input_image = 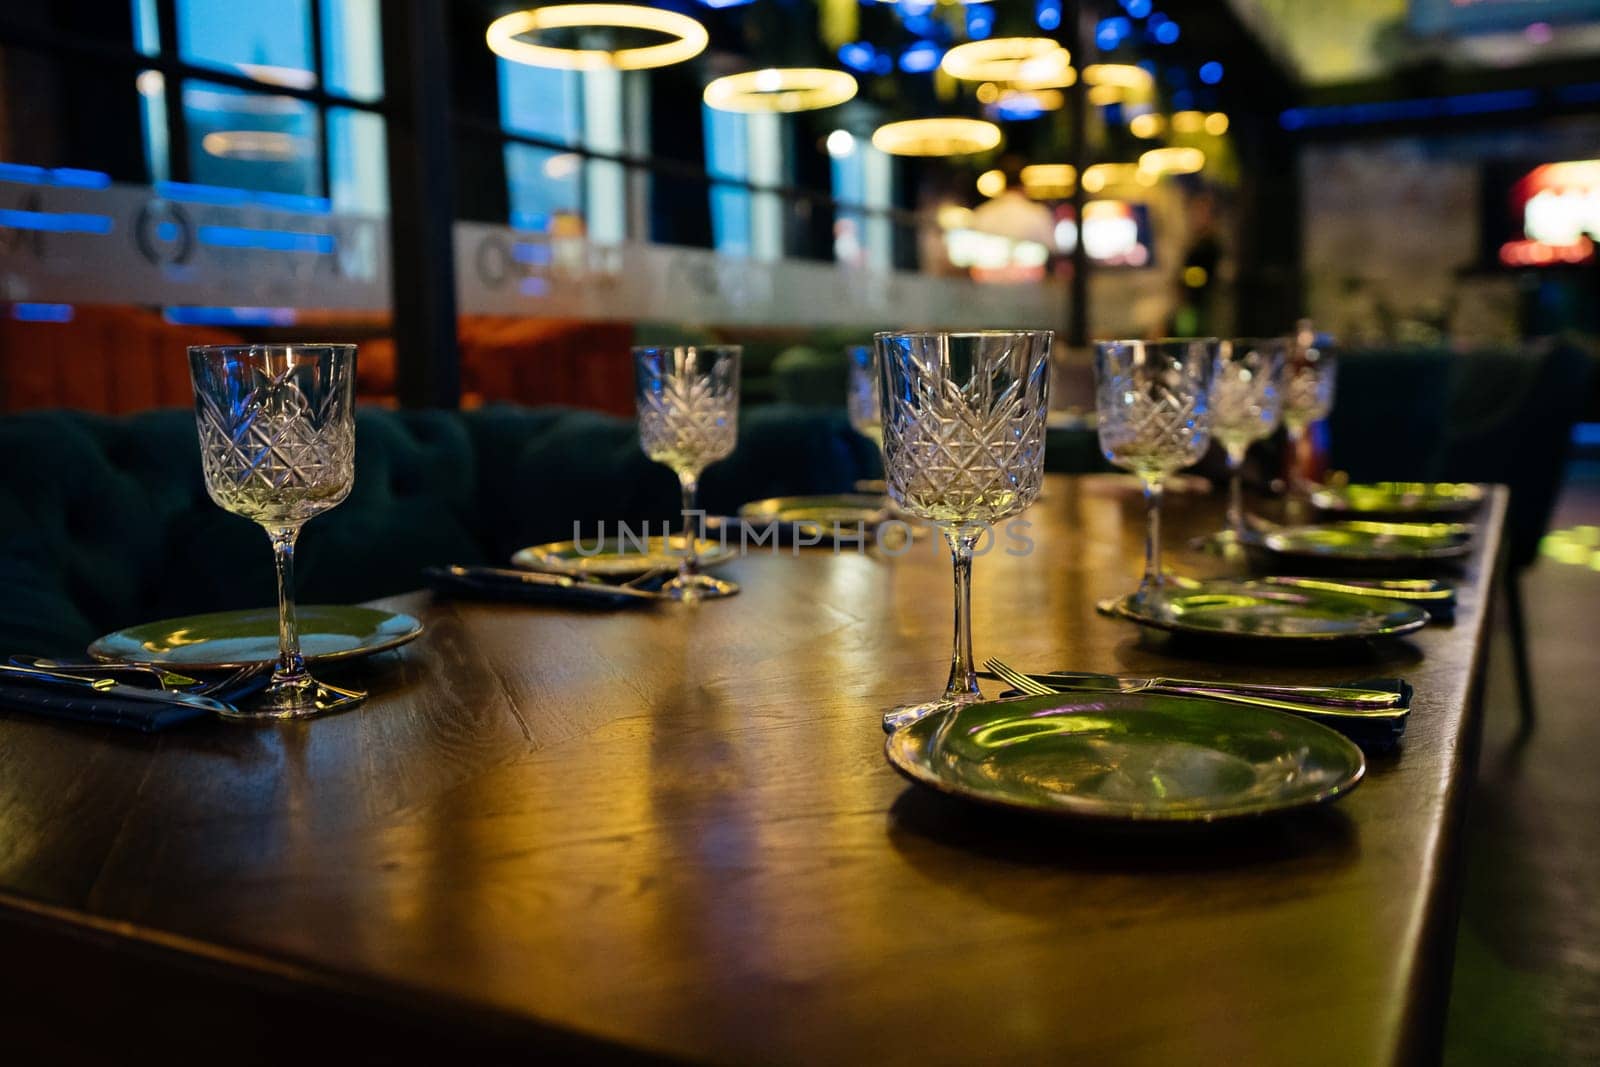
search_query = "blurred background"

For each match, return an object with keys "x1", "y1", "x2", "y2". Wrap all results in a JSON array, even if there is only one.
[{"x1": 0, "y1": 0, "x2": 1595, "y2": 418}]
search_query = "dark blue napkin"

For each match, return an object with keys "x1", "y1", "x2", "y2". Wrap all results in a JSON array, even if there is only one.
[{"x1": 0, "y1": 681, "x2": 214, "y2": 733}]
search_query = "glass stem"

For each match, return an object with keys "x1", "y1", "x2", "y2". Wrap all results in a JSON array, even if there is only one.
[
  {"x1": 269, "y1": 525, "x2": 308, "y2": 688},
  {"x1": 678, "y1": 470, "x2": 701, "y2": 583},
  {"x1": 1285, "y1": 422, "x2": 1306, "y2": 495},
  {"x1": 1139, "y1": 476, "x2": 1165, "y2": 604},
  {"x1": 1226, "y1": 445, "x2": 1247, "y2": 540},
  {"x1": 942, "y1": 525, "x2": 981, "y2": 703}
]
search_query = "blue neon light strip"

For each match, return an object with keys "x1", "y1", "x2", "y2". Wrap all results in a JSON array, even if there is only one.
[
  {"x1": 0, "y1": 208, "x2": 114, "y2": 234},
  {"x1": 163, "y1": 306, "x2": 298, "y2": 327},
  {"x1": 1281, "y1": 88, "x2": 1539, "y2": 130},
  {"x1": 155, "y1": 181, "x2": 331, "y2": 215},
  {"x1": 197, "y1": 224, "x2": 334, "y2": 253},
  {"x1": 11, "y1": 303, "x2": 75, "y2": 323},
  {"x1": 0, "y1": 163, "x2": 113, "y2": 189}
]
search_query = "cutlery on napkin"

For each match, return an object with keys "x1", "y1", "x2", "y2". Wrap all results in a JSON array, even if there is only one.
[
  {"x1": 424, "y1": 564, "x2": 664, "y2": 606},
  {"x1": 0, "y1": 663, "x2": 238, "y2": 732}
]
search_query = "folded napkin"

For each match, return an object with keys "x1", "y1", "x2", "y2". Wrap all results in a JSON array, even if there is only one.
[
  {"x1": 1317, "y1": 677, "x2": 1413, "y2": 752},
  {"x1": 0, "y1": 680, "x2": 216, "y2": 733}
]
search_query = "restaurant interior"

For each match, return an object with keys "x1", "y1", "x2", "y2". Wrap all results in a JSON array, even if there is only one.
[{"x1": 1, "y1": 0, "x2": 1598, "y2": 1063}]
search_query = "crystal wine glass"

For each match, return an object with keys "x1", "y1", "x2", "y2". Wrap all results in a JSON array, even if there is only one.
[
  {"x1": 188, "y1": 344, "x2": 363, "y2": 718},
  {"x1": 1094, "y1": 338, "x2": 1215, "y2": 609},
  {"x1": 877, "y1": 330, "x2": 1052, "y2": 730},
  {"x1": 847, "y1": 344, "x2": 882, "y2": 448},
  {"x1": 1282, "y1": 328, "x2": 1337, "y2": 495},
  {"x1": 847, "y1": 343, "x2": 889, "y2": 494},
  {"x1": 634, "y1": 345, "x2": 741, "y2": 601},
  {"x1": 1210, "y1": 337, "x2": 1286, "y2": 542}
]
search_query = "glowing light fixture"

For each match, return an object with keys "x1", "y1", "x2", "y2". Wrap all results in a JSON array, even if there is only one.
[
  {"x1": 1020, "y1": 163, "x2": 1076, "y2": 198},
  {"x1": 1128, "y1": 112, "x2": 1164, "y2": 138},
  {"x1": 1139, "y1": 146, "x2": 1205, "y2": 176},
  {"x1": 976, "y1": 82, "x2": 1001, "y2": 104},
  {"x1": 942, "y1": 38, "x2": 1066, "y2": 82},
  {"x1": 201, "y1": 131, "x2": 304, "y2": 162},
  {"x1": 704, "y1": 68, "x2": 857, "y2": 113},
  {"x1": 1087, "y1": 84, "x2": 1123, "y2": 106},
  {"x1": 976, "y1": 168, "x2": 1007, "y2": 198},
  {"x1": 1014, "y1": 51, "x2": 1076, "y2": 89},
  {"x1": 1083, "y1": 63, "x2": 1153, "y2": 91},
  {"x1": 826, "y1": 129, "x2": 857, "y2": 158},
  {"x1": 872, "y1": 117, "x2": 1001, "y2": 156},
  {"x1": 938, "y1": 204, "x2": 975, "y2": 229},
  {"x1": 1171, "y1": 110, "x2": 1206, "y2": 133},
  {"x1": 1081, "y1": 162, "x2": 1150, "y2": 193},
  {"x1": 486, "y1": 5, "x2": 708, "y2": 70},
  {"x1": 1204, "y1": 111, "x2": 1230, "y2": 135}
]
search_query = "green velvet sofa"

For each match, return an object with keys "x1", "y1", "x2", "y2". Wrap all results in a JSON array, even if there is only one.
[{"x1": 0, "y1": 404, "x2": 879, "y2": 657}]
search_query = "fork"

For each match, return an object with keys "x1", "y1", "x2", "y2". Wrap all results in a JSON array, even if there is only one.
[{"x1": 982, "y1": 658, "x2": 1407, "y2": 721}]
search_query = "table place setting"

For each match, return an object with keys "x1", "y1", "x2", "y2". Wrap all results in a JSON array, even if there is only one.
[{"x1": 870, "y1": 330, "x2": 1452, "y2": 826}]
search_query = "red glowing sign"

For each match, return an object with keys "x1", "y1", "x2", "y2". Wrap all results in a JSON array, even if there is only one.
[{"x1": 1500, "y1": 159, "x2": 1600, "y2": 267}]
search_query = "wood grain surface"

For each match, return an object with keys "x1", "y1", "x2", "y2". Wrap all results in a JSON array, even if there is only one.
[{"x1": 0, "y1": 476, "x2": 1508, "y2": 1065}]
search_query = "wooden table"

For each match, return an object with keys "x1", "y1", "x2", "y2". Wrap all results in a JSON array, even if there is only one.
[{"x1": 0, "y1": 477, "x2": 1507, "y2": 1065}]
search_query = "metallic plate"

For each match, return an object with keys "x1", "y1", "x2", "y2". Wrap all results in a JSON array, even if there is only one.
[
  {"x1": 737, "y1": 494, "x2": 890, "y2": 539},
  {"x1": 1103, "y1": 580, "x2": 1429, "y2": 642},
  {"x1": 89, "y1": 606, "x2": 423, "y2": 670},
  {"x1": 886, "y1": 691, "x2": 1366, "y2": 823},
  {"x1": 1260, "y1": 520, "x2": 1474, "y2": 562},
  {"x1": 1310, "y1": 482, "x2": 1485, "y2": 516},
  {"x1": 512, "y1": 536, "x2": 736, "y2": 577}
]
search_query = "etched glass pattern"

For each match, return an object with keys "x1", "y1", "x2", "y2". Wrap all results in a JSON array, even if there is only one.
[
  {"x1": 1096, "y1": 341, "x2": 1214, "y2": 477},
  {"x1": 636, "y1": 348, "x2": 739, "y2": 477},
  {"x1": 193, "y1": 361, "x2": 356, "y2": 527},
  {"x1": 1211, "y1": 338, "x2": 1286, "y2": 451},
  {"x1": 878, "y1": 333, "x2": 1052, "y2": 525},
  {"x1": 1283, "y1": 348, "x2": 1337, "y2": 430}
]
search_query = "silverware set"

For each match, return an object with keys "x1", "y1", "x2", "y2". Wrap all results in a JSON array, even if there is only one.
[
  {"x1": 981, "y1": 658, "x2": 1409, "y2": 729},
  {"x1": 0, "y1": 658, "x2": 272, "y2": 716}
]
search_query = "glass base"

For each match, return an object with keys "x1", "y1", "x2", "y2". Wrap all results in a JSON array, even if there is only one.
[
  {"x1": 881, "y1": 695, "x2": 977, "y2": 733},
  {"x1": 219, "y1": 672, "x2": 366, "y2": 720},
  {"x1": 661, "y1": 574, "x2": 740, "y2": 601}
]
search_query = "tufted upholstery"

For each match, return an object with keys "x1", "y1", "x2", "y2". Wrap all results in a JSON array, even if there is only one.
[{"x1": 0, "y1": 404, "x2": 877, "y2": 656}]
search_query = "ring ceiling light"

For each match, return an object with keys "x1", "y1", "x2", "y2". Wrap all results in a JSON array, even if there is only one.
[
  {"x1": 1082, "y1": 162, "x2": 1154, "y2": 193},
  {"x1": 1020, "y1": 163, "x2": 1076, "y2": 198},
  {"x1": 486, "y1": 5, "x2": 708, "y2": 70},
  {"x1": 942, "y1": 38, "x2": 1067, "y2": 82},
  {"x1": 704, "y1": 68, "x2": 858, "y2": 113},
  {"x1": 1139, "y1": 146, "x2": 1206, "y2": 175},
  {"x1": 1082, "y1": 63, "x2": 1154, "y2": 91},
  {"x1": 872, "y1": 118, "x2": 1002, "y2": 157}
]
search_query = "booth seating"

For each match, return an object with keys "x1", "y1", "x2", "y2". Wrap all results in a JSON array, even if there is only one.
[{"x1": 0, "y1": 404, "x2": 878, "y2": 657}]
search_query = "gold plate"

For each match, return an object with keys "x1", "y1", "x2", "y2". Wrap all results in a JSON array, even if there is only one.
[
  {"x1": 1260, "y1": 520, "x2": 1474, "y2": 563},
  {"x1": 89, "y1": 605, "x2": 422, "y2": 670},
  {"x1": 1311, "y1": 481, "x2": 1485, "y2": 516},
  {"x1": 887, "y1": 691, "x2": 1366, "y2": 823},
  {"x1": 511, "y1": 535, "x2": 736, "y2": 577},
  {"x1": 1102, "y1": 580, "x2": 1429, "y2": 642},
  {"x1": 737, "y1": 494, "x2": 890, "y2": 539}
]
